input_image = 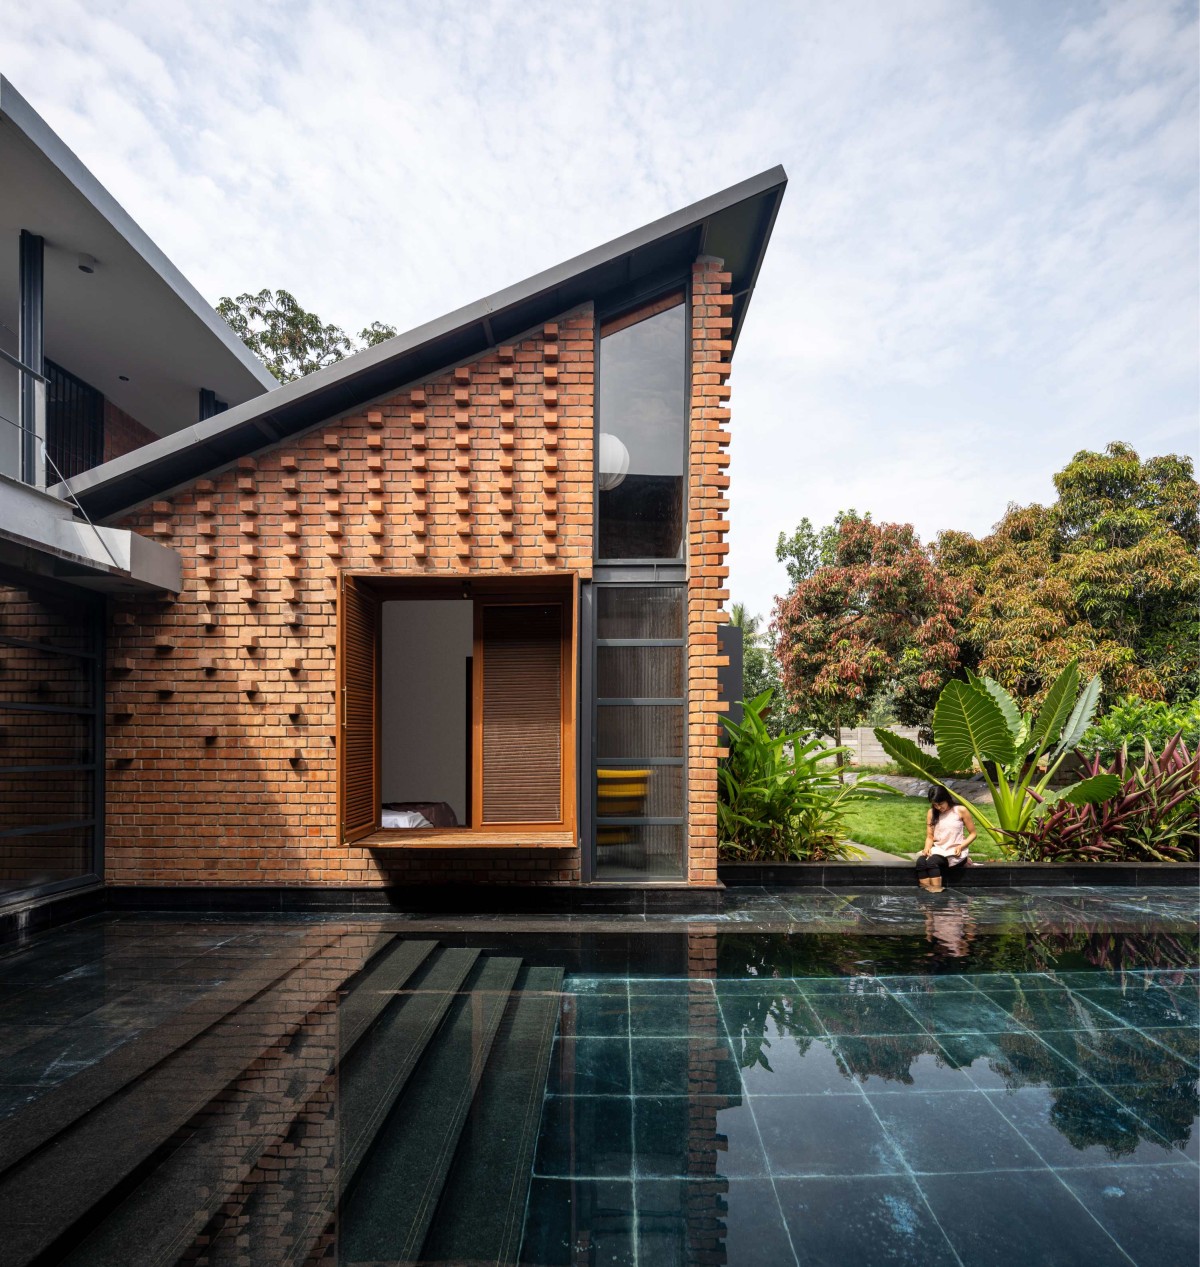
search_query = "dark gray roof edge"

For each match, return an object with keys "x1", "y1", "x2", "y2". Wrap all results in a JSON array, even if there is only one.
[
  {"x1": 58, "y1": 164, "x2": 787, "y2": 516},
  {"x1": 0, "y1": 75, "x2": 278, "y2": 394}
]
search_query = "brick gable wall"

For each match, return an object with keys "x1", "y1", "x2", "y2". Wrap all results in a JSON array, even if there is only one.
[
  {"x1": 107, "y1": 311, "x2": 593, "y2": 887},
  {"x1": 104, "y1": 262, "x2": 734, "y2": 890}
]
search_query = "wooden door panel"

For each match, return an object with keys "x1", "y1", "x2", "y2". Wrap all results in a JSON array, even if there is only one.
[{"x1": 337, "y1": 574, "x2": 380, "y2": 842}]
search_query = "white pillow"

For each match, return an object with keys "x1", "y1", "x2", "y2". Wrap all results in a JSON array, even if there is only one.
[{"x1": 381, "y1": 809, "x2": 433, "y2": 829}]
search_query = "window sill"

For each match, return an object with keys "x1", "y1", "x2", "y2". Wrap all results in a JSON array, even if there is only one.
[{"x1": 359, "y1": 828, "x2": 576, "y2": 850}]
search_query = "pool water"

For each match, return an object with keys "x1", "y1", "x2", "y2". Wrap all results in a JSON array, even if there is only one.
[{"x1": 0, "y1": 887, "x2": 1194, "y2": 1266}]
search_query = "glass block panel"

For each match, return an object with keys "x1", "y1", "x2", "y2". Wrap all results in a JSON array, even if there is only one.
[
  {"x1": 595, "y1": 823, "x2": 685, "y2": 880},
  {"x1": 0, "y1": 771, "x2": 92, "y2": 832},
  {"x1": 1, "y1": 710, "x2": 93, "y2": 766},
  {"x1": 595, "y1": 765, "x2": 683, "y2": 819},
  {"x1": 596, "y1": 587, "x2": 684, "y2": 640},
  {"x1": 596, "y1": 705, "x2": 684, "y2": 759},
  {"x1": 0, "y1": 641, "x2": 93, "y2": 708},
  {"x1": 0, "y1": 826, "x2": 92, "y2": 889},
  {"x1": 0, "y1": 582, "x2": 98, "y2": 653},
  {"x1": 597, "y1": 645, "x2": 684, "y2": 699}
]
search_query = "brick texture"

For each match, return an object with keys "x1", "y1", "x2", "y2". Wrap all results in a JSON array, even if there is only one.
[
  {"x1": 686, "y1": 260, "x2": 734, "y2": 886},
  {"x1": 103, "y1": 399, "x2": 158, "y2": 464},
  {"x1": 107, "y1": 310, "x2": 594, "y2": 887},
  {"x1": 104, "y1": 264, "x2": 734, "y2": 891}
]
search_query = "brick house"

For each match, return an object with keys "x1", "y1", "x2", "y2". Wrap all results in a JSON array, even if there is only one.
[{"x1": 1, "y1": 77, "x2": 786, "y2": 907}]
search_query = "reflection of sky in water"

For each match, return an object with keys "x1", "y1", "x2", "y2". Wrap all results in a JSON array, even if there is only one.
[{"x1": 598, "y1": 303, "x2": 684, "y2": 477}]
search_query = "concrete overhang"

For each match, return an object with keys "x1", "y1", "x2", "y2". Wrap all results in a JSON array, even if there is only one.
[
  {"x1": 0, "y1": 75, "x2": 275, "y2": 436},
  {"x1": 0, "y1": 473, "x2": 180, "y2": 593}
]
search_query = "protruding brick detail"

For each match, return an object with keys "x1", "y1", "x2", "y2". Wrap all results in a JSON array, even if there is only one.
[
  {"x1": 686, "y1": 258, "x2": 733, "y2": 886},
  {"x1": 107, "y1": 307, "x2": 595, "y2": 888}
]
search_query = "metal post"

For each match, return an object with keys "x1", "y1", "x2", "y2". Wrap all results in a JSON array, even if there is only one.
[{"x1": 19, "y1": 230, "x2": 45, "y2": 485}]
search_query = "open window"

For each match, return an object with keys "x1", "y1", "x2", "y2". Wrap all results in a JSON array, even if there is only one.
[{"x1": 337, "y1": 574, "x2": 576, "y2": 846}]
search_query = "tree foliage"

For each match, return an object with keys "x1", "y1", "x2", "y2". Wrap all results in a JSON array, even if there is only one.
[
  {"x1": 217, "y1": 288, "x2": 397, "y2": 383},
  {"x1": 937, "y1": 443, "x2": 1199, "y2": 707},
  {"x1": 772, "y1": 515, "x2": 971, "y2": 739}
]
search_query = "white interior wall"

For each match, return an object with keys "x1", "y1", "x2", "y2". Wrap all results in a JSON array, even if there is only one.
[{"x1": 380, "y1": 599, "x2": 473, "y2": 824}]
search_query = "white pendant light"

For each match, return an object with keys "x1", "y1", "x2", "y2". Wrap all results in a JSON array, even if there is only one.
[{"x1": 598, "y1": 432, "x2": 630, "y2": 491}]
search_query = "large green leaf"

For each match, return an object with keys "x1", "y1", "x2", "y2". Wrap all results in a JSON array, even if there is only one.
[
  {"x1": 973, "y1": 676, "x2": 1021, "y2": 742},
  {"x1": 873, "y1": 729, "x2": 948, "y2": 782},
  {"x1": 1059, "y1": 773, "x2": 1122, "y2": 805},
  {"x1": 1054, "y1": 674, "x2": 1102, "y2": 754},
  {"x1": 1030, "y1": 660, "x2": 1079, "y2": 752},
  {"x1": 933, "y1": 680, "x2": 1017, "y2": 771}
]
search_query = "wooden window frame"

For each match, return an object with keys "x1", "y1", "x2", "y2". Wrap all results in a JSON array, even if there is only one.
[{"x1": 337, "y1": 571, "x2": 578, "y2": 847}]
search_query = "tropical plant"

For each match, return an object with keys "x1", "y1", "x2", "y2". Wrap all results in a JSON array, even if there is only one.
[
  {"x1": 1011, "y1": 736, "x2": 1199, "y2": 863},
  {"x1": 873, "y1": 659, "x2": 1121, "y2": 850},
  {"x1": 1079, "y1": 695, "x2": 1200, "y2": 765},
  {"x1": 718, "y1": 690, "x2": 896, "y2": 861}
]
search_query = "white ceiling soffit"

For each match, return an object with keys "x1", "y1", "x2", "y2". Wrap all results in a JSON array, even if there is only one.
[{"x1": 0, "y1": 76, "x2": 276, "y2": 437}]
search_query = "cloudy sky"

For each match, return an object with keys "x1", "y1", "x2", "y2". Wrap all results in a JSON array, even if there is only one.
[{"x1": 3, "y1": 0, "x2": 1196, "y2": 616}]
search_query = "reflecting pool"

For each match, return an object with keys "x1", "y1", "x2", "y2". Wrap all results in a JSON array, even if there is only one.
[{"x1": 0, "y1": 887, "x2": 1194, "y2": 1265}]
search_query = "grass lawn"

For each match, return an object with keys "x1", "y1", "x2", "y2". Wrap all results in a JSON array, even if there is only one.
[{"x1": 842, "y1": 794, "x2": 1007, "y2": 861}]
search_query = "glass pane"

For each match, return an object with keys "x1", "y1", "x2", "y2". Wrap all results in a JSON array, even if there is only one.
[
  {"x1": 597, "y1": 646, "x2": 684, "y2": 699},
  {"x1": 0, "y1": 641, "x2": 93, "y2": 708},
  {"x1": 597, "y1": 303, "x2": 685, "y2": 559},
  {"x1": 595, "y1": 765, "x2": 683, "y2": 819},
  {"x1": 0, "y1": 582, "x2": 98, "y2": 653},
  {"x1": 0, "y1": 826, "x2": 92, "y2": 889},
  {"x1": 1, "y1": 710, "x2": 93, "y2": 766},
  {"x1": 595, "y1": 823, "x2": 684, "y2": 880},
  {"x1": 596, "y1": 587, "x2": 684, "y2": 640},
  {"x1": 596, "y1": 705, "x2": 684, "y2": 759},
  {"x1": 0, "y1": 770, "x2": 92, "y2": 831}
]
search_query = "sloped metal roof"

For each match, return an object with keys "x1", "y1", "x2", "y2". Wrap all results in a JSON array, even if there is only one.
[{"x1": 59, "y1": 165, "x2": 786, "y2": 519}]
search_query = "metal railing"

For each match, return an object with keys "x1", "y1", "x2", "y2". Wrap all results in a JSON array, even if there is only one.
[
  {"x1": 0, "y1": 344, "x2": 48, "y2": 487},
  {"x1": 0, "y1": 346, "x2": 119, "y2": 568}
]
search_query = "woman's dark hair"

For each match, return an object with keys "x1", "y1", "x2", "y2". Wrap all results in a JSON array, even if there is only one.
[{"x1": 927, "y1": 785, "x2": 951, "y2": 823}]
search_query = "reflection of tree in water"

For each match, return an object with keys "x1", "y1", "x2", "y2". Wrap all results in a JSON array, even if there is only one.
[
  {"x1": 717, "y1": 932, "x2": 1197, "y2": 1160},
  {"x1": 716, "y1": 917, "x2": 1196, "y2": 979},
  {"x1": 723, "y1": 986, "x2": 815, "y2": 1073}
]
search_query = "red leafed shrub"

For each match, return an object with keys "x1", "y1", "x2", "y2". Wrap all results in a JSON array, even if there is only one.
[{"x1": 1013, "y1": 735, "x2": 1199, "y2": 863}]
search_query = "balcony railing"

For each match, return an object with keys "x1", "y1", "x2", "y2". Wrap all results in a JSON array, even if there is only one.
[{"x1": 0, "y1": 344, "x2": 48, "y2": 487}]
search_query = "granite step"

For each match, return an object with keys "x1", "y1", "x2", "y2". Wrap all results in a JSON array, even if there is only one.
[
  {"x1": 421, "y1": 964, "x2": 565, "y2": 1266},
  {"x1": 339, "y1": 954, "x2": 524, "y2": 1266},
  {"x1": 0, "y1": 930, "x2": 394, "y2": 1266}
]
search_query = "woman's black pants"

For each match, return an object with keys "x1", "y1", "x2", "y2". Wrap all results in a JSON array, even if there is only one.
[{"x1": 915, "y1": 854, "x2": 959, "y2": 883}]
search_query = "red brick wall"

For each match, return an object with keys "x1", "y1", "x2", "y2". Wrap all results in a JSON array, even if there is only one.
[
  {"x1": 686, "y1": 260, "x2": 734, "y2": 885},
  {"x1": 103, "y1": 399, "x2": 158, "y2": 464},
  {"x1": 104, "y1": 259, "x2": 735, "y2": 890},
  {"x1": 107, "y1": 311, "x2": 594, "y2": 887}
]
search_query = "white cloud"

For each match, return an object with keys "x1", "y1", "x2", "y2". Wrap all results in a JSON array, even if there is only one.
[{"x1": 0, "y1": 0, "x2": 1195, "y2": 618}]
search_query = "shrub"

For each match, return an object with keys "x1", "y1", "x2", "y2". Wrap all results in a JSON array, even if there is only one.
[
  {"x1": 1079, "y1": 696, "x2": 1200, "y2": 765},
  {"x1": 1012, "y1": 735, "x2": 1199, "y2": 863},
  {"x1": 718, "y1": 691, "x2": 895, "y2": 862}
]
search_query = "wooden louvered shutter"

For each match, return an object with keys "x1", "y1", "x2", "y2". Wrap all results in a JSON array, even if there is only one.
[
  {"x1": 479, "y1": 603, "x2": 563, "y2": 824},
  {"x1": 337, "y1": 575, "x2": 380, "y2": 842}
]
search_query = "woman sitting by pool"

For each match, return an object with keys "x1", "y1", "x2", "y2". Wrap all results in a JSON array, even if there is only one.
[{"x1": 915, "y1": 786, "x2": 976, "y2": 892}]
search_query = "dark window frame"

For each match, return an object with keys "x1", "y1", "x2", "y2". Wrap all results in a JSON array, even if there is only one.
[
  {"x1": 593, "y1": 281, "x2": 691, "y2": 567},
  {"x1": 0, "y1": 566, "x2": 105, "y2": 909}
]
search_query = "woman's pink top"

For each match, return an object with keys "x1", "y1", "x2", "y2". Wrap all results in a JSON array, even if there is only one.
[{"x1": 930, "y1": 809, "x2": 969, "y2": 862}]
